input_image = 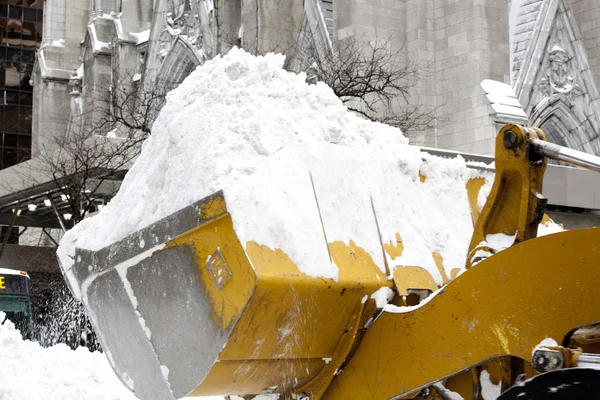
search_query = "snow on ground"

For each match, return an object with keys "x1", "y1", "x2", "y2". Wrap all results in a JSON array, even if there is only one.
[
  {"x1": 0, "y1": 313, "x2": 269, "y2": 400},
  {"x1": 0, "y1": 313, "x2": 138, "y2": 400}
]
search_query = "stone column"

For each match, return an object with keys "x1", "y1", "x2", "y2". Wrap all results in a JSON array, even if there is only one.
[
  {"x1": 34, "y1": 0, "x2": 92, "y2": 149},
  {"x1": 241, "y1": 0, "x2": 304, "y2": 55},
  {"x1": 569, "y1": 0, "x2": 600, "y2": 101},
  {"x1": 433, "y1": 0, "x2": 510, "y2": 155},
  {"x1": 405, "y1": 0, "x2": 435, "y2": 146}
]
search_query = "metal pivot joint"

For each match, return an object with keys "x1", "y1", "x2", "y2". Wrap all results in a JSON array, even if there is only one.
[
  {"x1": 533, "y1": 346, "x2": 600, "y2": 373},
  {"x1": 532, "y1": 348, "x2": 566, "y2": 372},
  {"x1": 503, "y1": 129, "x2": 519, "y2": 150},
  {"x1": 467, "y1": 125, "x2": 548, "y2": 268}
]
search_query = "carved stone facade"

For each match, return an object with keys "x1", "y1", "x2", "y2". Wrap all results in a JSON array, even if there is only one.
[
  {"x1": 539, "y1": 45, "x2": 582, "y2": 98},
  {"x1": 514, "y1": 0, "x2": 600, "y2": 154},
  {"x1": 1, "y1": 0, "x2": 600, "y2": 188}
]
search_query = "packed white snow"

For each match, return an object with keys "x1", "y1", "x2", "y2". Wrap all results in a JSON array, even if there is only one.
[
  {"x1": 538, "y1": 220, "x2": 564, "y2": 236},
  {"x1": 371, "y1": 286, "x2": 395, "y2": 308},
  {"x1": 57, "y1": 47, "x2": 477, "y2": 296},
  {"x1": 485, "y1": 232, "x2": 517, "y2": 252},
  {"x1": 0, "y1": 313, "x2": 275, "y2": 400},
  {"x1": 433, "y1": 382, "x2": 465, "y2": 400},
  {"x1": 480, "y1": 370, "x2": 501, "y2": 400},
  {"x1": 532, "y1": 337, "x2": 559, "y2": 357}
]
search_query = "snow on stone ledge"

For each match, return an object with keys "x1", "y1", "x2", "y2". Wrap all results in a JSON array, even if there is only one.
[
  {"x1": 58, "y1": 48, "x2": 476, "y2": 298},
  {"x1": 50, "y1": 38, "x2": 65, "y2": 47},
  {"x1": 88, "y1": 23, "x2": 111, "y2": 55},
  {"x1": 481, "y1": 79, "x2": 528, "y2": 124},
  {"x1": 130, "y1": 29, "x2": 150, "y2": 45}
]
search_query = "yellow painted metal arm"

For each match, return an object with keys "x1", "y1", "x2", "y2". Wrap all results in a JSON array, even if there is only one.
[
  {"x1": 321, "y1": 227, "x2": 600, "y2": 400},
  {"x1": 466, "y1": 125, "x2": 548, "y2": 268}
]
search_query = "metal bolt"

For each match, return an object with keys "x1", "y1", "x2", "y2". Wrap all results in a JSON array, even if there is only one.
[
  {"x1": 533, "y1": 349, "x2": 565, "y2": 372},
  {"x1": 504, "y1": 130, "x2": 519, "y2": 150}
]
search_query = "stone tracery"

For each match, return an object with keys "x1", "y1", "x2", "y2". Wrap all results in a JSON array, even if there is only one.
[
  {"x1": 539, "y1": 44, "x2": 582, "y2": 98},
  {"x1": 157, "y1": 0, "x2": 213, "y2": 61}
]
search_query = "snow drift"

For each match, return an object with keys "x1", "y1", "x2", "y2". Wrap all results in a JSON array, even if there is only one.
[
  {"x1": 0, "y1": 313, "x2": 268, "y2": 400},
  {"x1": 0, "y1": 312, "x2": 137, "y2": 400}
]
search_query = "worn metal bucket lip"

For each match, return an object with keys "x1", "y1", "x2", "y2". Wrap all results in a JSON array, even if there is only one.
[
  {"x1": 65, "y1": 191, "x2": 250, "y2": 399},
  {"x1": 72, "y1": 191, "x2": 227, "y2": 289}
]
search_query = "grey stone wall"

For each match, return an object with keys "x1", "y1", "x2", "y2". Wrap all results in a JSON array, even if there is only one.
[
  {"x1": 332, "y1": 0, "x2": 507, "y2": 154},
  {"x1": 81, "y1": 28, "x2": 113, "y2": 136},
  {"x1": 28, "y1": 0, "x2": 600, "y2": 163},
  {"x1": 570, "y1": 0, "x2": 600, "y2": 88},
  {"x1": 335, "y1": 0, "x2": 406, "y2": 41},
  {"x1": 405, "y1": 0, "x2": 433, "y2": 146},
  {"x1": 242, "y1": 0, "x2": 304, "y2": 56},
  {"x1": 433, "y1": 0, "x2": 510, "y2": 155},
  {"x1": 240, "y1": 0, "x2": 259, "y2": 52},
  {"x1": 42, "y1": 0, "x2": 90, "y2": 70},
  {"x1": 120, "y1": 0, "x2": 154, "y2": 29},
  {"x1": 33, "y1": 0, "x2": 91, "y2": 155},
  {"x1": 217, "y1": 0, "x2": 242, "y2": 53},
  {"x1": 31, "y1": 79, "x2": 71, "y2": 155}
]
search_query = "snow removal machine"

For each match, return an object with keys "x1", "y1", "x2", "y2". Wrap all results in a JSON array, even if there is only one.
[{"x1": 63, "y1": 125, "x2": 600, "y2": 399}]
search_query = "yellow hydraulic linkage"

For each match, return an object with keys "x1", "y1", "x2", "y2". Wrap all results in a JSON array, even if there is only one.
[
  {"x1": 466, "y1": 125, "x2": 548, "y2": 269},
  {"x1": 320, "y1": 228, "x2": 600, "y2": 399},
  {"x1": 313, "y1": 125, "x2": 600, "y2": 399}
]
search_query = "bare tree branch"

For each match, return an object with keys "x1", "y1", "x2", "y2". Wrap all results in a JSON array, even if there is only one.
[
  {"x1": 294, "y1": 32, "x2": 438, "y2": 137},
  {"x1": 11, "y1": 67, "x2": 166, "y2": 228}
]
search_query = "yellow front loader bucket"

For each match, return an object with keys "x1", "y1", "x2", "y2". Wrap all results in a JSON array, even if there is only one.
[
  {"x1": 70, "y1": 191, "x2": 387, "y2": 399},
  {"x1": 68, "y1": 192, "x2": 600, "y2": 400}
]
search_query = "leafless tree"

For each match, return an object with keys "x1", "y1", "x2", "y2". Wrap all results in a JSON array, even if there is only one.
[
  {"x1": 1, "y1": 71, "x2": 167, "y2": 350},
  {"x1": 293, "y1": 33, "x2": 437, "y2": 136},
  {"x1": 25, "y1": 71, "x2": 167, "y2": 227},
  {"x1": 192, "y1": 16, "x2": 436, "y2": 136}
]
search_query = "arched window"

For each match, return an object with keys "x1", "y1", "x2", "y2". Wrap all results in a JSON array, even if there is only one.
[{"x1": 531, "y1": 95, "x2": 597, "y2": 155}]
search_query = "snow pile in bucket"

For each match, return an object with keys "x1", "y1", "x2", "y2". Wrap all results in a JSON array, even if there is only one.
[
  {"x1": 0, "y1": 313, "x2": 137, "y2": 400},
  {"x1": 59, "y1": 48, "x2": 477, "y2": 293}
]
